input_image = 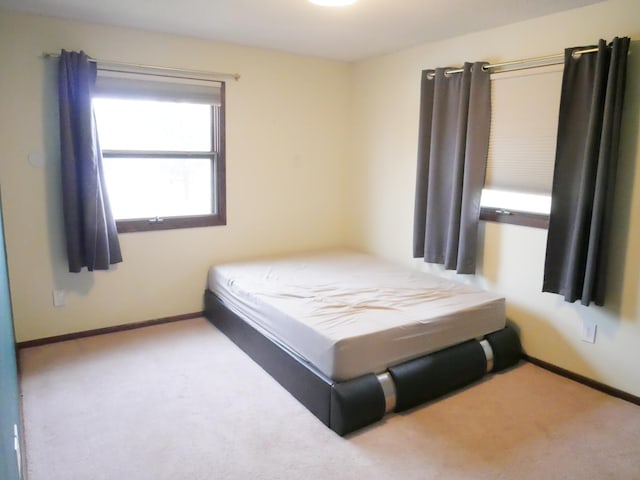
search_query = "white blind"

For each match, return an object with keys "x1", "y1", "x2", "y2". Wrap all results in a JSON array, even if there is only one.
[
  {"x1": 485, "y1": 65, "x2": 563, "y2": 195},
  {"x1": 94, "y1": 65, "x2": 223, "y2": 105}
]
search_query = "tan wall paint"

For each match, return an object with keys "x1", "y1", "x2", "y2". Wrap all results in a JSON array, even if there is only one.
[
  {"x1": 348, "y1": 0, "x2": 640, "y2": 396},
  {"x1": 0, "y1": 10, "x2": 350, "y2": 341}
]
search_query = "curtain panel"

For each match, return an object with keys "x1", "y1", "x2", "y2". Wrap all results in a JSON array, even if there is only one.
[
  {"x1": 58, "y1": 50, "x2": 122, "y2": 272},
  {"x1": 543, "y1": 37, "x2": 630, "y2": 306},
  {"x1": 413, "y1": 62, "x2": 491, "y2": 274}
]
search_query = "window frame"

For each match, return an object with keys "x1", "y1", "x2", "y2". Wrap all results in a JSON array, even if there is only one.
[
  {"x1": 479, "y1": 207, "x2": 549, "y2": 229},
  {"x1": 96, "y1": 83, "x2": 227, "y2": 233}
]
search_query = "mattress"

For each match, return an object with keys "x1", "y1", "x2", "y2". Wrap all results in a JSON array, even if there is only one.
[{"x1": 207, "y1": 250, "x2": 505, "y2": 382}]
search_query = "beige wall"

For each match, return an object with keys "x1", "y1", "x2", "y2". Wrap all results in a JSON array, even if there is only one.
[
  {"x1": 348, "y1": 0, "x2": 640, "y2": 397},
  {"x1": 0, "y1": 10, "x2": 351, "y2": 341}
]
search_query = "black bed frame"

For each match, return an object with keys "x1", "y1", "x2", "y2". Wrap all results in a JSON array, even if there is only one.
[{"x1": 204, "y1": 290, "x2": 521, "y2": 436}]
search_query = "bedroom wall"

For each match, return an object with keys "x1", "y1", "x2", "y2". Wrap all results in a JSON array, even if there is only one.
[
  {"x1": 0, "y1": 10, "x2": 351, "y2": 341},
  {"x1": 348, "y1": 0, "x2": 640, "y2": 397}
]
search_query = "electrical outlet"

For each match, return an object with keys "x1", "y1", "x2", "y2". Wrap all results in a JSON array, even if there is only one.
[
  {"x1": 581, "y1": 319, "x2": 597, "y2": 344},
  {"x1": 52, "y1": 289, "x2": 66, "y2": 307}
]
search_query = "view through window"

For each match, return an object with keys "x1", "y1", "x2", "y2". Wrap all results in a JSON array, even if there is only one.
[{"x1": 93, "y1": 92, "x2": 225, "y2": 232}]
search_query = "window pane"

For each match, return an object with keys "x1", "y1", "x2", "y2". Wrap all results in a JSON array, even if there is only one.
[
  {"x1": 481, "y1": 188, "x2": 551, "y2": 215},
  {"x1": 103, "y1": 157, "x2": 214, "y2": 220},
  {"x1": 94, "y1": 98, "x2": 212, "y2": 152}
]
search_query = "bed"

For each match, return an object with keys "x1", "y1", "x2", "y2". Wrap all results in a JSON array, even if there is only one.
[{"x1": 204, "y1": 250, "x2": 521, "y2": 435}]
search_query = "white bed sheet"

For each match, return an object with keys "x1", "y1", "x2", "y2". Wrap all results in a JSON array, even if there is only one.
[{"x1": 208, "y1": 250, "x2": 505, "y2": 381}]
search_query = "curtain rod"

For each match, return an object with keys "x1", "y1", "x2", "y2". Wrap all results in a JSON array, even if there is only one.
[
  {"x1": 42, "y1": 52, "x2": 240, "y2": 81},
  {"x1": 429, "y1": 46, "x2": 599, "y2": 78}
]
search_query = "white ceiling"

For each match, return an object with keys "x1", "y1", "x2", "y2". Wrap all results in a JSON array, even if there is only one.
[{"x1": 0, "y1": 0, "x2": 604, "y2": 61}]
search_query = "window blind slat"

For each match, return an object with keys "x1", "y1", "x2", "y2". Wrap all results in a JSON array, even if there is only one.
[{"x1": 485, "y1": 65, "x2": 563, "y2": 195}]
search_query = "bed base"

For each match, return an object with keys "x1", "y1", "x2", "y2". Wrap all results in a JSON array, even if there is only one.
[{"x1": 204, "y1": 290, "x2": 521, "y2": 436}]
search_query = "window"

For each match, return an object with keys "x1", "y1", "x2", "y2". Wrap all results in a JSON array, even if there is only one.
[
  {"x1": 480, "y1": 65, "x2": 563, "y2": 228},
  {"x1": 92, "y1": 68, "x2": 226, "y2": 233}
]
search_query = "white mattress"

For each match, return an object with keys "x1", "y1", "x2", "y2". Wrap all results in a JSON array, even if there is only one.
[{"x1": 208, "y1": 250, "x2": 505, "y2": 382}]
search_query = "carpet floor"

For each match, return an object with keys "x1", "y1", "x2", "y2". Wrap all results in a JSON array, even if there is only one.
[{"x1": 19, "y1": 317, "x2": 640, "y2": 480}]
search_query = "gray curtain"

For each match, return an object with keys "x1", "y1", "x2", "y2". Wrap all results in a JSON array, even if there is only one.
[
  {"x1": 543, "y1": 37, "x2": 630, "y2": 306},
  {"x1": 58, "y1": 50, "x2": 122, "y2": 272},
  {"x1": 413, "y1": 62, "x2": 491, "y2": 274}
]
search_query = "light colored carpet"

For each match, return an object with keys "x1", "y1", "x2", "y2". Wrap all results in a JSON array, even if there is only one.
[{"x1": 19, "y1": 318, "x2": 640, "y2": 480}]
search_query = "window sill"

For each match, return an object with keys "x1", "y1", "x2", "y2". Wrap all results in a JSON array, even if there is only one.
[
  {"x1": 116, "y1": 214, "x2": 226, "y2": 233},
  {"x1": 480, "y1": 208, "x2": 549, "y2": 229}
]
